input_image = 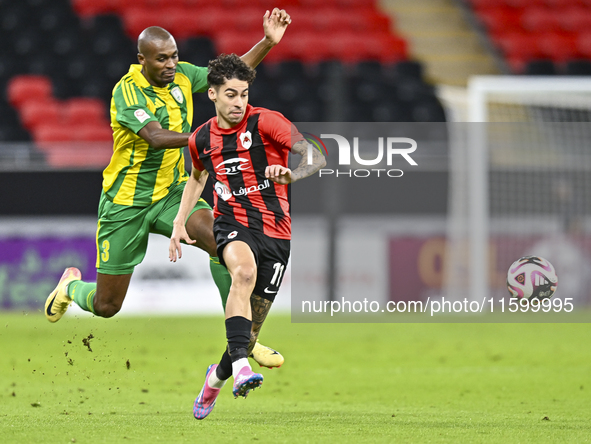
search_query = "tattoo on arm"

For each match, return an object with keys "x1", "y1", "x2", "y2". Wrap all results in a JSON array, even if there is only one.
[
  {"x1": 248, "y1": 294, "x2": 273, "y2": 353},
  {"x1": 290, "y1": 140, "x2": 326, "y2": 182}
]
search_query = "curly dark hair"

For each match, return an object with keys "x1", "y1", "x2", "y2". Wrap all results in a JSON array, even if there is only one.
[{"x1": 207, "y1": 53, "x2": 256, "y2": 88}]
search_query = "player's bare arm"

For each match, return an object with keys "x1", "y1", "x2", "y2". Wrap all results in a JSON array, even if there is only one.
[
  {"x1": 265, "y1": 140, "x2": 326, "y2": 184},
  {"x1": 138, "y1": 121, "x2": 191, "y2": 149},
  {"x1": 248, "y1": 294, "x2": 273, "y2": 354},
  {"x1": 169, "y1": 168, "x2": 209, "y2": 262},
  {"x1": 240, "y1": 8, "x2": 291, "y2": 69}
]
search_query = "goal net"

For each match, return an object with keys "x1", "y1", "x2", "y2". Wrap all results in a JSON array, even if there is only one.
[{"x1": 439, "y1": 77, "x2": 591, "y2": 307}]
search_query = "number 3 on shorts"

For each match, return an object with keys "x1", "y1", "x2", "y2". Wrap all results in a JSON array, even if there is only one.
[{"x1": 101, "y1": 240, "x2": 110, "y2": 262}]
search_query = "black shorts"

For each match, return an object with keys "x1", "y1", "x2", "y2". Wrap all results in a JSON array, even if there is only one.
[{"x1": 213, "y1": 215, "x2": 290, "y2": 302}]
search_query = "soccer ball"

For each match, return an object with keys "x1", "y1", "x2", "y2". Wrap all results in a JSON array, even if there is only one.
[{"x1": 507, "y1": 256, "x2": 558, "y2": 300}]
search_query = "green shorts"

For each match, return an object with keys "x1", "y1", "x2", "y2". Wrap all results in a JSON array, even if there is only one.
[{"x1": 96, "y1": 181, "x2": 211, "y2": 275}]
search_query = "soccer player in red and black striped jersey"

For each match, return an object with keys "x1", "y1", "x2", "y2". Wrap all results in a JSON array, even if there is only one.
[{"x1": 169, "y1": 54, "x2": 325, "y2": 419}]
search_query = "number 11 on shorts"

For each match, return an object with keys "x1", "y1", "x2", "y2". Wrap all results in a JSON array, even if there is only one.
[{"x1": 270, "y1": 262, "x2": 285, "y2": 286}]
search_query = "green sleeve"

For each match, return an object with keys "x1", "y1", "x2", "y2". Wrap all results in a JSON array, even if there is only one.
[
  {"x1": 113, "y1": 83, "x2": 158, "y2": 134},
  {"x1": 176, "y1": 62, "x2": 208, "y2": 93}
]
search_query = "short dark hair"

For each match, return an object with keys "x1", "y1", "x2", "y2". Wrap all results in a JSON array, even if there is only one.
[{"x1": 207, "y1": 54, "x2": 256, "y2": 88}]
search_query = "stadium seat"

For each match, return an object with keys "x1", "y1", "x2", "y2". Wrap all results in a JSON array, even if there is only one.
[
  {"x1": 392, "y1": 60, "x2": 424, "y2": 80},
  {"x1": 37, "y1": 3, "x2": 79, "y2": 34},
  {"x1": 493, "y1": 32, "x2": 542, "y2": 60},
  {"x1": 179, "y1": 37, "x2": 216, "y2": 67},
  {"x1": 412, "y1": 99, "x2": 446, "y2": 122},
  {"x1": 71, "y1": 0, "x2": 119, "y2": 17},
  {"x1": 558, "y1": 7, "x2": 591, "y2": 33},
  {"x1": 78, "y1": 124, "x2": 113, "y2": 141},
  {"x1": 468, "y1": 0, "x2": 510, "y2": 9},
  {"x1": 565, "y1": 59, "x2": 591, "y2": 75},
  {"x1": 232, "y1": 7, "x2": 264, "y2": 33},
  {"x1": 271, "y1": 31, "x2": 331, "y2": 63},
  {"x1": 19, "y1": 99, "x2": 61, "y2": 130},
  {"x1": 537, "y1": 32, "x2": 579, "y2": 62},
  {"x1": 33, "y1": 124, "x2": 75, "y2": 143},
  {"x1": 503, "y1": 0, "x2": 533, "y2": 8},
  {"x1": 121, "y1": 8, "x2": 162, "y2": 39},
  {"x1": 542, "y1": 0, "x2": 585, "y2": 6},
  {"x1": 215, "y1": 31, "x2": 262, "y2": 59},
  {"x1": 7, "y1": 75, "x2": 53, "y2": 108},
  {"x1": 476, "y1": 8, "x2": 522, "y2": 34},
  {"x1": 63, "y1": 98, "x2": 109, "y2": 126},
  {"x1": 521, "y1": 6, "x2": 560, "y2": 33},
  {"x1": 576, "y1": 31, "x2": 591, "y2": 57},
  {"x1": 524, "y1": 59, "x2": 558, "y2": 75}
]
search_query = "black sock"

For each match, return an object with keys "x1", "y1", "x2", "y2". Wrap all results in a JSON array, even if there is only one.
[
  {"x1": 215, "y1": 350, "x2": 232, "y2": 381},
  {"x1": 225, "y1": 316, "x2": 251, "y2": 362}
]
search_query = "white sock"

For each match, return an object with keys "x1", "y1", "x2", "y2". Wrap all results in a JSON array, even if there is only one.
[
  {"x1": 207, "y1": 367, "x2": 226, "y2": 389},
  {"x1": 232, "y1": 357, "x2": 250, "y2": 377}
]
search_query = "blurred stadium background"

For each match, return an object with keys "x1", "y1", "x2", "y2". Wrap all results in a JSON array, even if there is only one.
[{"x1": 1, "y1": 0, "x2": 591, "y2": 314}]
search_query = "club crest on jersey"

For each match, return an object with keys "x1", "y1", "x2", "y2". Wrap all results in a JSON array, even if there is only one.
[
  {"x1": 214, "y1": 181, "x2": 232, "y2": 201},
  {"x1": 228, "y1": 231, "x2": 238, "y2": 239},
  {"x1": 170, "y1": 86, "x2": 183, "y2": 104},
  {"x1": 240, "y1": 131, "x2": 252, "y2": 149}
]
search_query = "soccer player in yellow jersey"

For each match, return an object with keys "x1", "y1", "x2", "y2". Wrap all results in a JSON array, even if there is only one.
[{"x1": 44, "y1": 9, "x2": 290, "y2": 369}]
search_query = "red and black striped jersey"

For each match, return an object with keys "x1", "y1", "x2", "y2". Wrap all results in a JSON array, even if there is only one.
[{"x1": 188, "y1": 105, "x2": 304, "y2": 239}]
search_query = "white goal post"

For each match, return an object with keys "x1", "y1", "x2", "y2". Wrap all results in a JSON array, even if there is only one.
[{"x1": 439, "y1": 77, "x2": 591, "y2": 304}]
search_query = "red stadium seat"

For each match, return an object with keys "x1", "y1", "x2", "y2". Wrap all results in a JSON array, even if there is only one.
[
  {"x1": 71, "y1": 0, "x2": 119, "y2": 17},
  {"x1": 284, "y1": 8, "x2": 314, "y2": 33},
  {"x1": 477, "y1": 8, "x2": 522, "y2": 34},
  {"x1": 122, "y1": 8, "x2": 162, "y2": 39},
  {"x1": 558, "y1": 7, "x2": 591, "y2": 32},
  {"x1": 19, "y1": 100, "x2": 61, "y2": 130},
  {"x1": 185, "y1": 7, "x2": 230, "y2": 38},
  {"x1": 537, "y1": 32, "x2": 579, "y2": 62},
  {"x1": 368, "y1": 33, "x2": 408, "y2": 63},
  {"x1": 502, "y1": 0, "x2": 533, "y2": 8},
  {"x1": 215, "y1": 31, "x2": 262, "y2": 57},
  {"x1": 468, "y1": 0, "x2": 508, "y2": 8},
  {"x1": 78, "y1": 124, "x2": 113, "y2": 142},
  {"x1": 542, "y1": 0, "x2": 584, "y2": 6},
  {"x1": 335, "y1": 0, "x2": 377, "y2": 8},
  {"x1": 270, "y1": 31, "x2": 331, "y2": 63},
  {"x1": 63, "y1": 98, "x2": 109, "y2": 126},
  {"x1": 298, "y1": 0, "x2": 340, "y2": 8},
  {"x1": 33, "y1": 124, "x2": 75, "y2": 144},
  {"x1": 493, "y1": 32, "x2": 542, "y2": 60},
  {"x1": 576, "y1": 31, "x2": 591, "y2": 57},
  {"x1": 42, "y1": 144, "x2": 113, "y2": 168},
  {"x1": 233, "y1": 7, "x2": 265, "y2": 33},
  {"x1": 7, "y1": 75, "x2": 53, "y2": 109},
  {"x1": 521, "y1": 7, "x2": 560, "y2": 32}
]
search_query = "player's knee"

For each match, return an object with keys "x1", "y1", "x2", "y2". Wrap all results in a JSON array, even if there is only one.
[
  {"x1": 232, "y1": 265, "x2": 256, "y2": 287},
  {"x1": 94, "y1": 301, "x2": 122, "y2": 318}
]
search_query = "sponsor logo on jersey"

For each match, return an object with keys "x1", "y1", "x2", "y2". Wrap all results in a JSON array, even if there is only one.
[
  {"x1": 233, "y1": 179, "x2": 270, "y2": 197},
  {"x1": 239, "y1": 131, "x2": 252, "y2": 149},
  {"x1": 215, "y1": 158, "x2": 251, "y2": 175},
  {"x1": 134, "y1": 109, "x2": 150, "y2": 123},
  {"x1": 170, "y1": 86, "x2": 183, "y2": 104},
  {"x1": 214, "y1": 181, "x2": 232, "y2": 201}
]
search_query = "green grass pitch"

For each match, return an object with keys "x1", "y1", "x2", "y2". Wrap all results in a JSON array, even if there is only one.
[{"x1": 1, "y1": 312, "x2": 590, "y2": 443}]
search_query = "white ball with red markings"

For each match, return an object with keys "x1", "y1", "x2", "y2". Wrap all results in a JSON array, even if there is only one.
[{"x1": 507, "y1": 256, "x2": 558, "y2": 300}]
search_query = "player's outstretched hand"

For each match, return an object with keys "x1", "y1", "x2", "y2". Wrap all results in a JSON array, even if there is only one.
[
  {"x1": 169, "y1": 224, "x2": 196, "y2": 262},
  {"x1": 263, "y1": 8, "x2": 291, "y2": 46},
  {"x1": 265, "y1": 164, "x2": 292, "y2": 184}
]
